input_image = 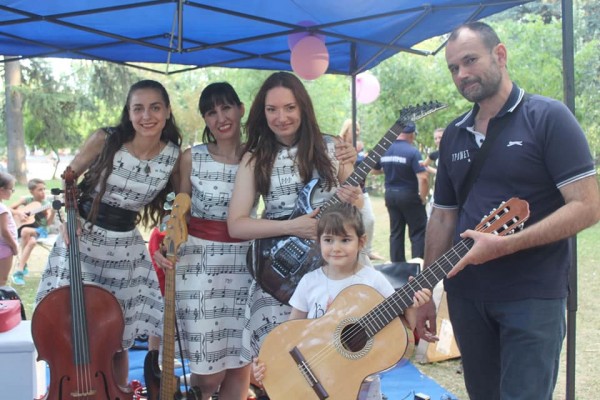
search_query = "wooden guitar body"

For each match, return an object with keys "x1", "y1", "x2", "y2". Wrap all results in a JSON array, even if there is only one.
[
  {"x1": 259, "y1": 198, "x2": 531, "y2": 400},
  {"x1": 15, "y1": 200, "x2": 52, "y2": 228},
  {"x1": 260, "y1": 285, "x2": 412, "y2": 400}
]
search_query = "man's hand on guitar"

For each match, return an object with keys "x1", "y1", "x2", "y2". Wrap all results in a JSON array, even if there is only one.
[
  {"x1": 416, "y1": 300, "x2": 439, "y2": 343},
  {"x1": 447, "y1": 229, "x2": 514, "y2": 278}
]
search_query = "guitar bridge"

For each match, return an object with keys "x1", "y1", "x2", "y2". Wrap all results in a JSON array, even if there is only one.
[
  {"x1": 289, "y1": 346, "x2": 329, "y2": 399},
  {"x1": 271, "y1": 237, "x2": 315, "y2": 278}
]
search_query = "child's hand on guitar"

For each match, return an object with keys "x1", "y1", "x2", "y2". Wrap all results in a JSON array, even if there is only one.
[
  {"x1": 411, "y1": 288, "x2": 432, "y2": 309},
  {"x1": 252, "y1": 358, "x2": 267, "y2": 386},
  {"x1": 404, "y1": 282, "x2": 432, "y2": 331}
]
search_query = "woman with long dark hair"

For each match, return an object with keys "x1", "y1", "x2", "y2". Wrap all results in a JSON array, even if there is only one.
[
  {"x1": 154, "y1": 82, "x2": 253, "y2": 399},
  {"x1": 36, "y1": 79, "x2": 182, "y2": 387}
]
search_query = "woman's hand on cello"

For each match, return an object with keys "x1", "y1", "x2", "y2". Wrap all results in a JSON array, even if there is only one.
[{"x1": 60, "y1": 220, "x2": 82, "y2": 246}]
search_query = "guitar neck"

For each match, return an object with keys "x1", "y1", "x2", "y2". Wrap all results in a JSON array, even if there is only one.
[
  {"x1": 360, "y1": 238, "x2": 474, "y2": 337},
  {"x1": 317, "y1": 102, "x2": 446, "y2": 218},
  {"x1": 317, "y1": 122, "x2": 404, "y2": 218},
  {"x1": 160, "y1": 254, "x2": 178, "y2": 397}
]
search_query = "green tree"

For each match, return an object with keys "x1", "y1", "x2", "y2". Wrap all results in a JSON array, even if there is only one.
[{"x1": 3, "y1": 57, "x2": 27, "y2": 183}]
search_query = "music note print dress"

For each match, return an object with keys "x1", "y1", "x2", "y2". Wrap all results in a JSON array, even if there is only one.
[
  {"x1": 35, "y1": 140, "x2": 180, "y2": 349},
  {"x1": 174, "y1": 144, "x2": 254, "y2": 373}
]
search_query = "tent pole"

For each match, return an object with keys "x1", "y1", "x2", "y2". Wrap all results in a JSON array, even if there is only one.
[
  {"x1": 351, "y1": 42, "x2": 358, "y2": 147},
  {"x1": 561, "y1": 1, "x2": 576, "y2": 399}
]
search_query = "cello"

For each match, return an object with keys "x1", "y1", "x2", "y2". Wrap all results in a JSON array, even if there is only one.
[{"x1": 31, "y1": 166, "x2": 133, "y2": 400}]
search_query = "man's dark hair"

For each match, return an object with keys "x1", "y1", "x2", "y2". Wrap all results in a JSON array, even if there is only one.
[{"x1": 448, "y1": 21, "x2": 501, "y2": 52}]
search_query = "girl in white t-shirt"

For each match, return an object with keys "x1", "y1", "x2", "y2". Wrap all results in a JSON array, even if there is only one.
[{"x1": 253, "y1": 203, "x2": 431, "y2": 400}]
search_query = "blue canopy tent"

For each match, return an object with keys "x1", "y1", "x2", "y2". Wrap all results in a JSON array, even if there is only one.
[
  {"x1": 1, "y1": 0, "x2": 532, "y2": 75},
  {"x1": 0, "y1": 1, "x2": 579, "y2": 398}
]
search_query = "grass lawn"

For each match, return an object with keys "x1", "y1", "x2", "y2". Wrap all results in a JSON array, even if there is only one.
[{"x1": 10, "y1": 184, "x2": 600, "y2": 399}]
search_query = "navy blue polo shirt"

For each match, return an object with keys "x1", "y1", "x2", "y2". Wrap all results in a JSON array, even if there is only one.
[
  {"x1": 434, "y1": 83, "x2": 596, "y2": 301},
  {"x1": 375, "y1": 140, "x2": 425, "y2": 192}
]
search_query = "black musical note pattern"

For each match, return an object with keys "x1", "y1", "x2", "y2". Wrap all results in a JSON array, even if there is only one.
[
  {"x1": 173, "y1": 145, "x2": 254, "y2": 372},
  {"x1": 35, "y1": 141, "x2": 180, "y2": 349},
  {"x1": 240, "y1": 136, "x2": 339, "y2": 363}
]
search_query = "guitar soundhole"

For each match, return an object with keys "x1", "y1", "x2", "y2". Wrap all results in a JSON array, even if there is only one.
[{"x1": 340, "y1": 323, "x2": 368, "y2": 352}]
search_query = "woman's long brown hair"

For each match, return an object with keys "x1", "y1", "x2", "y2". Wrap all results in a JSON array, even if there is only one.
[{"x1": 243, "y1": 72, "x2": 336, "y2": 197}]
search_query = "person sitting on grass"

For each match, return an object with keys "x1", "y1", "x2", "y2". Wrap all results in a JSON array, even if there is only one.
[{"x1": 10, "y1": 178, "x2": 55, "y2": 285}]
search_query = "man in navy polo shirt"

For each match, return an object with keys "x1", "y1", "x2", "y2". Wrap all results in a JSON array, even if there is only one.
[
  {"x1": 373, "y1": 121, "x2": 429, "y2": 262},
  {"x1": 416, "y1": 22, "x2": 600, "y2": 399}
]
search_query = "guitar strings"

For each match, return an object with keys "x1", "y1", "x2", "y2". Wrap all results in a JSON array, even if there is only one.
[
  {"x1": 295, "y1": 242, "x2": 470, "y2": 385},
  {"x1": 297, "y1": 209, "x2": 522, "y2": 382}
]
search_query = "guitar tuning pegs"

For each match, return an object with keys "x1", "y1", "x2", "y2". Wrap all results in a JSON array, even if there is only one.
[{"x1": 52, "y1": 199, "x2": 64, "y2": 210}]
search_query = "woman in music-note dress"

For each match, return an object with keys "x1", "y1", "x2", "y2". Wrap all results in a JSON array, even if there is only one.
[
  {"x1": 154, "y1": 82, "x2": 254, "y2": 399},
  {"x1": 35, "y1": 79, "x2": 182, "y2": 387},
  {"x1": 227, "y1": 71, "x2": 362, "y2": 367}
]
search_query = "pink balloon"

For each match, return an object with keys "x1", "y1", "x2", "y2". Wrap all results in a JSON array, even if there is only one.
[
  {"x1": 290, "y1": 36, "x2": 329, "y2": 80},
  {"x1": 355, "y1": 72, "x2": 381, "y2": 104},
  {"x1": 288, "y1": 20, "x2": 325, "y2": 50}
]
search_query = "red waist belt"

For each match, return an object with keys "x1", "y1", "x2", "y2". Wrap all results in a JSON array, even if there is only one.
[{"x1": 188, "y1": 216, "x2": 244, "y2": 243}]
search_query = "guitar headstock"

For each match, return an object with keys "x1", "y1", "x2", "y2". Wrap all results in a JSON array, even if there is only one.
[
  {"x1": 61, "y1": 166, "x2": 79, "y2": 210},
  {"x1": 163, "y1": 193, "x2": 191, "y2": 260},
  {"x1": 475, "y1": 198, "x2": 530, "y2": 236},
  {"x1": 396, "y1": 101, "x2": 448, "y2": 128}
]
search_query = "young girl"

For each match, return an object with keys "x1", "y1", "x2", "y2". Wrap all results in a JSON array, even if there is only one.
[
  {"x1": 0, "y1": 172, "x2": 19, "y2": 287},
  {"x1": 253, "y1": 203, "x2": 431, "y2": 400}
]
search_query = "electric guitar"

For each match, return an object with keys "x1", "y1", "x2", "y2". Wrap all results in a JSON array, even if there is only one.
[
  {"x1": 259, "y1": 198, "x2": 530, "y2": 400},
  {"x1": 143, "y1": 193, "x2": 200, "y2": 400},
  {"x1": 250, "y1": 101, "x2": 447, "y2": 304},
  {"x1": 15, "y1": 201, "x2": 53, "y2": 228}
]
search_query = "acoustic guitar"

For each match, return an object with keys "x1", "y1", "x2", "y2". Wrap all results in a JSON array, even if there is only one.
[
  {"x1": 14, "y1": 200, "x2": 53, "y2": 228},
  {"x1": 259, "y1": 198, "x2": 530, "y2": 400},
  {"x1": 143, "y1": 193, "x2": 200, "y2": 400},
  {"x1": 250, "y1": 101, "x2": 447, "y2": 304}
]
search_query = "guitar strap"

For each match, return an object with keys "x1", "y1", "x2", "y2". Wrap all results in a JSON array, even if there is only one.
[{"x1": 458, "y1": 93, "x2": 530, "y2": 206}]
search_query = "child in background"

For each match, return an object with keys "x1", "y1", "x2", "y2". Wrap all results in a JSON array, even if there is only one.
[
  {"x1": 10, "y1": 178, "x2": 55, "y2": 284},
  {"x1": 253, "y1": 203, "x2": 431, "y2": 400},
  {"x1": 0, "y1": 172, "x2": 19, "y2": 287}
]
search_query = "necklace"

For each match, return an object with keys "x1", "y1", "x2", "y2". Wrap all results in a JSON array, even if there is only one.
[{"x1": 129, "y1": 141, "x2": 162, "y2": 175}]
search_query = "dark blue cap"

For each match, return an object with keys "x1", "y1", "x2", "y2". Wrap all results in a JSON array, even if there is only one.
[{"x1": 402, "y1": 121, "x2": 417, "y2": 134}]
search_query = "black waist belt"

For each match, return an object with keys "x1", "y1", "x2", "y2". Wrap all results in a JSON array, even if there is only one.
[{"x1": 79, "y1": 198, "x2": 138, "y2": 232}]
